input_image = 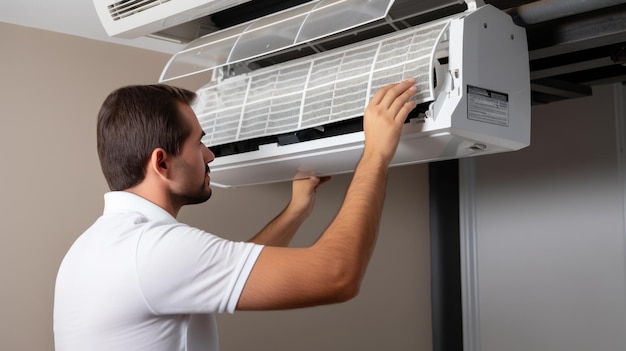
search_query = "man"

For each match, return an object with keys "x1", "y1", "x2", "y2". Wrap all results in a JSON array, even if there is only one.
[{"x1": 54, "y1": 78, "x2": 417, "y2": 350}]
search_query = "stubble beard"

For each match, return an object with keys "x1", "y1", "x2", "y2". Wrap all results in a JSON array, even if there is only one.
[
  {"x1": 174, "y1": 186, "x2": 212, "y2": 207},
  {"x1": 173, "y1": 172, "x2": 212, "y2": 206}
]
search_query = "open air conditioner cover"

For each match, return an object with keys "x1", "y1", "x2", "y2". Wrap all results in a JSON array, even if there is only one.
[
  {"x1": 159, "y1": 0, "x2": 396, "y2": 81},
  {"x1": 193, "y1": 4, "x2": 530, "y2": 188}
]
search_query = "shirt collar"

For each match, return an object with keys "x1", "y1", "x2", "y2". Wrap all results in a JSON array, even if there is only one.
[{"x1": 103, "y1": 191, "x2": 178, "y2": 224}]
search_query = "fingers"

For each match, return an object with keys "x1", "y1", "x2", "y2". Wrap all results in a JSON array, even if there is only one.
[
  {"x1": 367, "y1": 78, "x2": 417, "y2": 125},
  {"x1": 303, "y1": 175, "x2": 332, "y2": 191},
  {"x1": 314, "y1": 176, "x2": 332, "y2": 190},
  {"x1": 293, "y1": 176, "x2": 332, "y2": 193},
  {"x1": 372, "y1": 78, "x2": 416, "y2": 108},
  {"x1": 385, "y1": 79, "x2": 417, "y2": 119},
  {"x1": 394, "y1": 98, "x2": 418, "y2": 124},
  {"x1": 306, "y1": 176, "x2": 320, "y2": 187},
  {"x1": 369, "y1": 82, "x2": 396, "y2": 106}
]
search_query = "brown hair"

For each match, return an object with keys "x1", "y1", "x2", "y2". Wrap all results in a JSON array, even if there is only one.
[{"x1": 96, "y1": 84, "x2": 197, "y2": 191}]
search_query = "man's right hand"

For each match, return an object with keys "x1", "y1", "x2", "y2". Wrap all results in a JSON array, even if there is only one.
[{"x1": 362, "y1": 78, "x2": 417, "y2": 165}]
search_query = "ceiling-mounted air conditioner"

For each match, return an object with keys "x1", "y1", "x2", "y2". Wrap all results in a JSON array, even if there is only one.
[
  {"x1": 190, "y1": 3, "x2": 530, "y2": 188},
  {"x1": 93, "y1": 0, "x2": 251, "y2": 39}
]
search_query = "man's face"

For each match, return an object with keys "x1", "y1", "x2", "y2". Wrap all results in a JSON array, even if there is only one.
[{"x1": 169, "y1": 102, "x2": 215, "y2": 206}]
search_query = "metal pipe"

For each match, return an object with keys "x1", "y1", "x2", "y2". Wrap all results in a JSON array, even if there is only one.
[{"x1": 507, "y1": 0, "x2": 626, "y2": 26}]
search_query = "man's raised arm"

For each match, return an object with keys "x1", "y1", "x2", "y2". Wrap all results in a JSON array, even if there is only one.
[{"x1": 237, "y1": 78, "x2": 417, "y2": 310}]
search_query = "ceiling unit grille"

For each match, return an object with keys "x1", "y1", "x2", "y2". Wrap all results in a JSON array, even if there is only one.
[
  {"x1": 94, "y1": 0, "x2": 253, "y2": 38},
  {"x1": 108, "y1": 0, "x2": 171, "y2": 20}
]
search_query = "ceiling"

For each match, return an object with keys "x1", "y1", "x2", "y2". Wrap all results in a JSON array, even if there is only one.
[{"x1": 1, "y1": 0, "x2": 625, "y2": 104}]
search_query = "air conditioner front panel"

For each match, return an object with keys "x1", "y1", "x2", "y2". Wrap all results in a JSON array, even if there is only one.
[{"x1": 207, "y1": 125, "x2": 510, "y2": 188}]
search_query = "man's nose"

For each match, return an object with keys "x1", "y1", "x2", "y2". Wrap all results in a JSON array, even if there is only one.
[{"x1": 204, "y1": 145, "x2": 215, "y2": 163}]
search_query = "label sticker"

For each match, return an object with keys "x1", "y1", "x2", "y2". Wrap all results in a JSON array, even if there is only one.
[{"x1": 467, "y1": 85, "x2": 509, "y2": 127}]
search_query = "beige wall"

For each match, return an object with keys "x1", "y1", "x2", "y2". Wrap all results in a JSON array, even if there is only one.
[
  {"x1": 0, "y1": 22, "x2": 432, "y2": 351},
  {"x1": 471, "y1": 84, "x2": 626, "y2": 351}
]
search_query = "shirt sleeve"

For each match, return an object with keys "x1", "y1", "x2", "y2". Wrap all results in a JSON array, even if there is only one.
[{"x1": 134, "y1": 221, "x2": 263, "y2": 315}]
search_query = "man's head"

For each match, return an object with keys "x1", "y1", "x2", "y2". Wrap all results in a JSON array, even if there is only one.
[{"x1": 97, "y1": 84, "x2": 198, "y2": 191}]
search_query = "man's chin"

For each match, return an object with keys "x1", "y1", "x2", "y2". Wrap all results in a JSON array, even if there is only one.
[
  {"x1": 182, "y1": 189, "x2": 212, "y2": 206},
  {"x1": 198, "y1": 189, "x2": 212, "y2": 204}
]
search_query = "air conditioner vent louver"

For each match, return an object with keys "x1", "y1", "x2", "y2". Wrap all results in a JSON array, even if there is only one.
[
  {"x1": 108, "y1": 0, "x2": 171, "y2": 21},
  {"x1": 93, "y1": 0, "x2": 252, "y2": 38}
]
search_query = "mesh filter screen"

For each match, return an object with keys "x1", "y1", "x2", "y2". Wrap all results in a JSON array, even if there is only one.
[{"x1": 194, "y1": 19, "x2": 448, "y2": 147}]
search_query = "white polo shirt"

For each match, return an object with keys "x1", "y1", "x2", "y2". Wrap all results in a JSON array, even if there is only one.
[{"x1": 54, "y1": 191, "x2": 263, "y2": 351}]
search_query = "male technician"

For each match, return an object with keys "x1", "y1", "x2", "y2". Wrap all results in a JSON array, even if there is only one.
[{"x1": 53, "y1": 78, "x2": 417, "y2": 350}]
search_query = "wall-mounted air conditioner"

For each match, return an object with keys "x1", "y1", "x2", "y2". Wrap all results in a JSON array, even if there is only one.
[
  {"x1": 93, "y1": 0, "x2": 251, "y2": 39},
  {"x1": 191, "y1": 4, "x2": 530, "y2": 188}
]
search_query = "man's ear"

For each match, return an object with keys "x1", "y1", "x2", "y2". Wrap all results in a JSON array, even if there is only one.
[{"x1": 148, "y1": 148, "x2": 170, "y2": 179}]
